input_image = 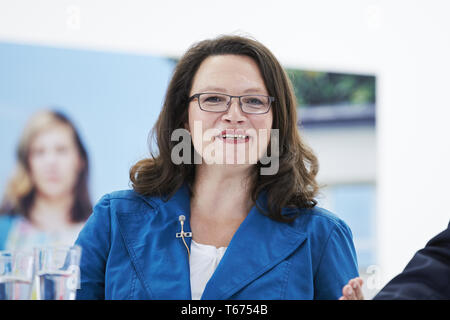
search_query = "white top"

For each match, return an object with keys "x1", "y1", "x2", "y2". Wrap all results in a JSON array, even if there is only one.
[{"x1": 189, "y1": 240, "x2": 227, "y2": 300}]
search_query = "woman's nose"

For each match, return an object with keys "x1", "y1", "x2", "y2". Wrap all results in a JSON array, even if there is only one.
[{"x1": 222, "y1": 98, "x2": 247, "y2": 123}]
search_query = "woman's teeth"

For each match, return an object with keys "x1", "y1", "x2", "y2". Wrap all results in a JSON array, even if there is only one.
[{"x1": 221, "y1": 134, "x2": 248, "y2": 139}]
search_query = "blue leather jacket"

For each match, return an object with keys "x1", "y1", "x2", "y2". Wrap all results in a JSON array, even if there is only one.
[{"x1": 75, "y1": 183, "x2": 358, "y2": 300}]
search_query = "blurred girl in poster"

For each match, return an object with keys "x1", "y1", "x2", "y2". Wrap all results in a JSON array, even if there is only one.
[{"x1": 0, "y1": 109, "x2": 92, "y2": 250}]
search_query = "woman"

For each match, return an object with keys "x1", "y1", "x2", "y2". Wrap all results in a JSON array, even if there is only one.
[
  {"x1": 0, "y1": 109, "x2": 92, "y2": 250},
  {"x1": 75, "y1": 35, "x2": 359, "y2": 300}
]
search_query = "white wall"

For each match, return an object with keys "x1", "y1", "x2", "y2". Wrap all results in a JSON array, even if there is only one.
[
  {"x1": 302, "y1": 126, "x2": 376, "y2": 185},
  {"x1": 1, "y1": 0, "x2": 449, "y2": 290}
]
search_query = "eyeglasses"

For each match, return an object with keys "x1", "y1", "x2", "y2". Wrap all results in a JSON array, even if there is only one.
[{"x1": 188, "y1": 93, "x2": 274, "y2": 114}]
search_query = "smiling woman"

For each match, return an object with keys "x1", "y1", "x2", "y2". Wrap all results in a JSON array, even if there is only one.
[
  {"x1": 186, "y1": 55, "x2": 273, "y2": 169},
  {"x1": 75, "y1": 35, "x2": 359, "y2": 300},
  {"x1": 130, "y1": 36, "x2": 320, "y2": 222}
]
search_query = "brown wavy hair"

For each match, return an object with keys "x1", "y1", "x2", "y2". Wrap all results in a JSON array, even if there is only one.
[
  {"x1": 0, "y1": 109, "x2": 92, "y2": 223},
  {"x1": 130, "y1": 35, "x2": 319, "y2": 222}
]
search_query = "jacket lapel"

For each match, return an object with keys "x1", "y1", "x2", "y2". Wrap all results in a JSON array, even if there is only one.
[
  {"x1": 201, "y1": 198, "x2": 307, "y2": 300},
  {"x1": 116, "y1": 185, "x2": 193, "y2": 299}
]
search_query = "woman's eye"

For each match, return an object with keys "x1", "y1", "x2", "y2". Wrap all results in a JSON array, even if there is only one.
[
  {"x1": 245, "y1": 97, "x2": 264, "y2": 105},
  {"x1": 203, "y1": 96, "x2": 225, "y2": 104},
  {"x1": 56, "y1": 146, "x2": 69, "y2": 154},
  {"x1": 30, "y1": 148, "x2": 45, "y2": 157}
]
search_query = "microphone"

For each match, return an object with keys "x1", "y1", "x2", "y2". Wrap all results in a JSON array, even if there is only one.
[
  {"x1": 176, "y1": 214, "x2": 192, "y2": 257},
  {"x1": 176, "y1": 215, "x2": 192, "y2": 238}
]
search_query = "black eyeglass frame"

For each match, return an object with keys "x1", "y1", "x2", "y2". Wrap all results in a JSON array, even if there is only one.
[{"x1": 188, "y1": 93, "x2": 275, "y2": 114}]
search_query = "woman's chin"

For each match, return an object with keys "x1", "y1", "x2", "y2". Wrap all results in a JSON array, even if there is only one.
[{"x1": 36, "y1": 187, "x2": 73, "y2": 200}]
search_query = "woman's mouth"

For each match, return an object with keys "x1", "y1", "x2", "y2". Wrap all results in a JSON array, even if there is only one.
[{"x1": 216, "y1": 130, "x2": 250, "y2": 144}]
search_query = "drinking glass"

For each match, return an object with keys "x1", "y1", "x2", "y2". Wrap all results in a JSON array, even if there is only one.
[
  {"x1": 0, "y1": 250, "x2": 35, "y2": 300},
  {"x1": 34, "y1": 245, "x2": 82, "y2": 300}
]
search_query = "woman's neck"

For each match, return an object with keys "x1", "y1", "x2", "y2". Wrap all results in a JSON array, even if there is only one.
[
  {"x1": 191, "y1": 164, "x2": 254, "y2": 222},
  {"x1": 29, "y1": 192, "x2": 74, "y2": 231}
]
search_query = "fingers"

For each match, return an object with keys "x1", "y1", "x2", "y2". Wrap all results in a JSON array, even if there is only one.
[
  {"x1": 357, "y1": 277, "x2": 364, "y2": 287},
  {"x1": 349, "y1": 277, "x2": 365, "y2": 300},
  {"x1": 344, "y1": 284, "x2": 357, "y2": 300},
  {"x1": 353, "y1": 277, "x2": 364, "y2": 300},
  {"x1": 340, "y1": 277, "x2": 365, "y2": 300}
]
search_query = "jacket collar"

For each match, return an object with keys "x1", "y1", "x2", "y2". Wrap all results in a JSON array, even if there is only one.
[{"x1": 116, "y1": 183, "x2": 307, "y2": 300}]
